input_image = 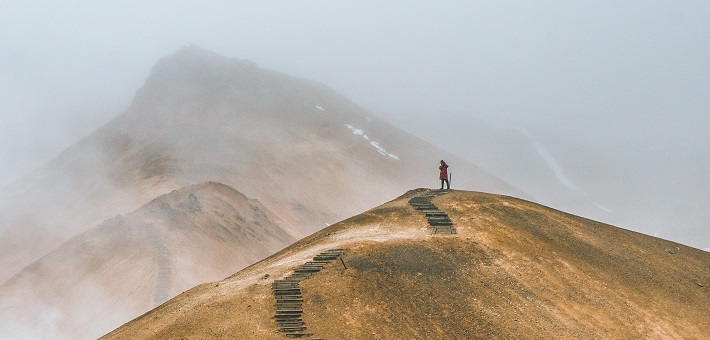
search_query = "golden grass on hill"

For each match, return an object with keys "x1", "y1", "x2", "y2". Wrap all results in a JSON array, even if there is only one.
[{"x1": 104, "y1": 190, "x2": 710, "y2": 339}]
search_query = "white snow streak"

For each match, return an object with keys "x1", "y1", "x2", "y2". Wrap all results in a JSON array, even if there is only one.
[
  {"x1": 593, "y1": 202, "x2": 614, "y2": 213},
  {"x1": 533, "y1": 143, "x2": 579, "y2": 191},
  {"x1": 315, "y1": 105, "x2": 325, "y2": 111},
  {"x1": 485, "y1": 119, "x2": 580, "y2": 192},
  {"x1": 345, "y1": 124, "x2": 399, "y2": 160}
]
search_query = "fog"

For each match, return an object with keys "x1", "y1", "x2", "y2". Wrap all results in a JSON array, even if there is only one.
[{"x1": 1, "y1": 1, "x2": 708, "y2": 248}]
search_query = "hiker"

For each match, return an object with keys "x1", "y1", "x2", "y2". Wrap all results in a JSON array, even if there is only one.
[{"x1": 439, "y1": 160, "x2": 450, "y2": 190}]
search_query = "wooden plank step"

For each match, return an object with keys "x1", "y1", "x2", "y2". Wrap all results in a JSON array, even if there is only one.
[
  {"x1": 273, "y1": 288, "x2": 302, "y2": 292},
  {"x1": 295, "y1": 266, "x2": 322, "y2": 271},
  {"x1": 280, "y1": 327, "x2": 307, "y2": 332},
  {"x1": 273, "y1": 284, "x2": 300, "y2": 289},
  {"x1": 275, "y1": 317, "x2": 303, "y2": 322},
  {"x1": 427, "y1": 216, "x2": 451, "y2": 220},
  {"x1": 316, "y1": 253, "x2": 342, "y2": 257},
  {"x1": 285, "y1": 333, "x2": 313, "y2": 338},
  {"x1": 429, "y1": 221, "x2": 453, "y2": 226},
  {"x1": 433, "y1": 230, "x2": 457, "y2": 234},
  {"x1": 286, "y1": 274, "x2": 312, "y2": 279},
  {"x1": 312, "y1": 256, "x2": 338, "y2": 261},
  {"x1": 321, "y1": 249, "x2": 346, "y2": 253},
  {"x1": 429, "y1": 220, "x2": 452, "y2": 225},
  {"x1": 273, "y1": 279, "x2": 300, "y2": 284},
  {"x1": 276, "y1": 306, "x2": 303, "y2": 310},
  {"x1": 273, "y1": 289, "x2": 301, "y2": 293},
  {"x1": 273, "y1": 290, "x2": 302, "y2": 295},
  {"x1": 285, "y1": 274, "x2": 311, "y2": 280}
]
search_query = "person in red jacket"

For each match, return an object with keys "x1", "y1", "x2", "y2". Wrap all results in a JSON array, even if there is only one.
[{"x1": 439, "y1": 160, "x2": 449, "y2": 190}]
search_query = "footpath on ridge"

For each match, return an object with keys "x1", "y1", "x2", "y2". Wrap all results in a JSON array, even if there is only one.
[
  {"x1": 272, "y1": 249, "x2": 347, "y2": 339},
  {"x1": 408, "y1": 190, "x2": 456, "y2": 234},
  {"x1": 271, "y1": 189, "x2": 454, "y2": 338},
  {"x1": 144, "y1": 225, "x2": 172, "y2": 306}
]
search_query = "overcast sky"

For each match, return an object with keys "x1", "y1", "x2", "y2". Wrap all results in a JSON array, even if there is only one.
[{"x1": 1, "y1": 1, "x2": 709, "y2": 187}]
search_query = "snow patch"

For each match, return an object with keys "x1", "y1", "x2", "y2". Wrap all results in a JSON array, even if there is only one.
[
  {"x1": 533, "y1": 142, "x2": 579, "y2": 191},
  {"x1": 315, "y1": 105, "x2": 325, "y2": 112},
  {"x1": 345, "y1": 124, "x2": 399, "y2": 160},
  {"x1": 703, "y1": 248, "x2": 710, "y2": 252},
  {"x1": 349, "y1": 127, "x2": 364, "y2": 136}
]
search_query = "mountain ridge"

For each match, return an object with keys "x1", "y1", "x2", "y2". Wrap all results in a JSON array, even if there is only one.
[{"x1": 103, "y1": 189, "x2": 709, "y2": 339}]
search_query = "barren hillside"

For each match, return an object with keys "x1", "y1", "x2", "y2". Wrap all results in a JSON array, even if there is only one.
[
  {"x1": 104, "y1": 189, "x2": 709, "y2": 339},
  {"x1": 0, "y1": 182, "x2": 294, "y2": 339}
]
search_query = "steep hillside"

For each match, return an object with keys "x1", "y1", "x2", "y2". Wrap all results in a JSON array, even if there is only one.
[
  {"x1": 104, "y1": 189, "x2": 709, "y2": 339},
  {"x1": 0, "y1": 46, "x2": 521, "y2": 284},
  {"x1": 0, "y1": 182, "x2": 294, "y2": 339}
]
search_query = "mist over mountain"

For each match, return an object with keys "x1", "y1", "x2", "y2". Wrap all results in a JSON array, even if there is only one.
[
  {"x1": 1, "y1": 3, "x2": 707, "y2": 338},
  {"x1": 389, "y1": 113, "x2": 709, "y2": 251},
  {"x1": 0, "y1": 182, "x2": 293, "y2": 338},
  {"x1": 0, "y1": 46, "x2": 521, "y2": 284},
  {"x1": 0, "y1": 47, "x2": 524, "y2": 338}
]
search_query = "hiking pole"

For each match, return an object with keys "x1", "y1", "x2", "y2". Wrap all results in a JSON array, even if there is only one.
[{"x1": 340, "y1": 257, "x2": 347, "y2": 270}]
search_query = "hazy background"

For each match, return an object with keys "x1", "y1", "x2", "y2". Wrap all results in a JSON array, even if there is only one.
[{"x1": 1, "y1": 1, "x2": 708, "y2": 247}]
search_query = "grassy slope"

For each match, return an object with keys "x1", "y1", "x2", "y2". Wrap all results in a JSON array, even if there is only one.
[{"x1": 103, "y1": 189, "x2": 710, "y2": 339}]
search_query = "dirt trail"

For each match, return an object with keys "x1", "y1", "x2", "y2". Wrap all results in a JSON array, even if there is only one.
[{"x1": 144, "y1": 224, "x2": 172, "y2": 307}]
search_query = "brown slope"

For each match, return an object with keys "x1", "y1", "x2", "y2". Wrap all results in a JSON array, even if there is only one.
[
  {"x1": 103, "y1": 189, "x2": 709, "y2": 339},
  {"x1": 0, "y1": 182, "x2": 294, "y2": 339},
  {"x1": 0, "y1": 46, "x2": 522, "y2": 284}
]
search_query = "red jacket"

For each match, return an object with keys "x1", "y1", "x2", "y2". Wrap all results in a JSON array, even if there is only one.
[{"x1": 439, "y1": 162, "x2": 448, "y2": 180}]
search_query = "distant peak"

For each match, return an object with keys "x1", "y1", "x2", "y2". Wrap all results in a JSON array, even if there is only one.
[
  {"x1": 166, "y1": 45, "x2": 257, "y2": 68},
  {"x1": 173, "y1": 44, "x2": 223, "y2": 60},
  {"x1": 137, "y1": 46, "x2": 259, "y2": 96}
]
